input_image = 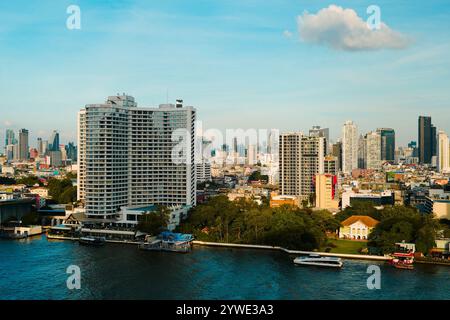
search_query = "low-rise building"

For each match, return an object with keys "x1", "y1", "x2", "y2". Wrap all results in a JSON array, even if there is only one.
[{"x1": 339, "y1": 215, "x2": 380, "y2": 240}]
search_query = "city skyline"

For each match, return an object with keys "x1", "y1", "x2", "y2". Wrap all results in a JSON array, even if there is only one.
[{"x1": 1, "y1": 1, "x2": 450, "y2": 147}]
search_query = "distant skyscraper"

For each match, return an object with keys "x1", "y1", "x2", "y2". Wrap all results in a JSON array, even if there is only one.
[
  {"x1": 65, "y1": 142, "x2": 77, "y2": 162},
  {"x1": 18, "y1": 129, "x2": 29, "y2": 161},
  {"x1": 365, "y1": 131, "x2": 382, "y2": 170},
  {"x1": 78, "y1": 95, "x2": 196, "y2": 218},
  {"x1": 324, "y1": 155, "x2": 338, "y2": 175},
  {"x1": 309, "y1": 126, "x2": 329, "y2": 154},
  {"x1": 5, "y1": 129, "x2": 15, "y2": 146},
  {"x1": 377, "y1": 128, "x2": 395, "y2": 162},
  {"x1": 418, "y1": 116, "x2": 436, "y2": 164},
  {"x1": 342, "y1": 121, "x2": 358, "y2": 174},
  {"x1": 49, "y1": 130, "x2": 60, "y2": 152},
  {"x1": 37, "y1": 138, "x2": 43, "y2": 156},
  {"x1": 246, "y1": 144, "x2": 257, "y2": 165},
  {"x1": 437, "y1": 130, "x2": 450, "y2": 173},
  {"x1": 279, "y1": 133, "x2": 325, "y2": 197},
  {"x1": 331, "y1": 141, "x2": 342, "y2": 172},
  {"x1": 357, "y1": 134, "x2": 366, "y2": 169}
]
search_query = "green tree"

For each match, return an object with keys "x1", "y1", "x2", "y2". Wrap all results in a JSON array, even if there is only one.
[{"x1": 137, "y1": 206, "x2": 170, "y2": 235}]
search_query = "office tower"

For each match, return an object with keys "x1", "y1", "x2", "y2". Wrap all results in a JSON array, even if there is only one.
[
  {"x1": 5, "y1": 129, "x2": 15, "y2": 146},
  {"x1": 78, "y1": 94, "x2": 196, "y2": 218},
  {"x1": 324, "y1": 155, "x2": 338, "y2": 175},
  {"x1": 49, "y1": 131, "x2": 60, "y2": 152},
  {"x1": 5, "y1": 145, "x2": 15, "y2": 161},
  {"x1": 408, "y1": 141, "x2": 418, "y2": 157},
  {"x1": 37, "y1": 138, "x2": 43, "y2": 156},
  {"x1": 49, "y1": 150, "x2": 62, "y2": 167},
  {"x1": 196, "y1": 163, "x2": 212, "y2": 183},
  {"x1": 18, "y1": 129, "x2": 29, "y2": 160},
  {"x1": 42, "y1": 140, "x2": 49, "y2": 155},
  {"x1": 365, "y1": 131, "x2": 382, "y2": 170},
  {"x1": 13, "y1": 145, "x2": 20, "y2": 161},
  {"x1": 309, "y1": 126, "x2": 329, "y2": 154},
  {"x1": 438, "y1": 131, "x2": 450, "y2": 173},
  {"x1": 5, "y1": 129, "x2": 16, "y2": 159},
  {"x1": 246, "y1": 144, "x2": 257, "y2": 165},
  {"x1": 331, "y1": 141, "x2": 342, "y2": 172},
  {"x1": 357, "y1": 134, "x2": 366, "y2": 169},
  {"x1": 279, "y1": 133, "x2": 325, "y2": 197},
  {"x1": 418, "y1": 116, "x2": 436, "y2": 164},
  {"x1": 377, "y1": 128, "x2": 395, "y2": 162},
  {"x1": 315, "y1": 174, "x2": 339, "y2": 210},
  {"x1": 65, "y1": 142, "x2": 77, "y2": 162},
  {"x1": 342, "y1": 121, "x2": 358, "y2": 174}
]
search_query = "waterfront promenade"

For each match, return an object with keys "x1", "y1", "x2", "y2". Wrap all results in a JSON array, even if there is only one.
[{"x1": 192, "y1": 240, "x2": 391, "y2": 261}]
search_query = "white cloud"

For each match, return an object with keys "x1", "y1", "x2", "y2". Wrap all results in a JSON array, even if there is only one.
[
  {"x1": 283, "y1": 30, "x2": 293, "y2": 38},
  {"x1": 297, "y1": 5, "x2": 410, "y2": 51}
]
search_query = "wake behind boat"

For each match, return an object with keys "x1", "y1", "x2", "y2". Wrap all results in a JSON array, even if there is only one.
[{"x1": 293, "y1": 254, "x2": 343, "y2": 268}]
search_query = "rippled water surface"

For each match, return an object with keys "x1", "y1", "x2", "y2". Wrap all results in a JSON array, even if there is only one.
[{"x1": 0, "y1": 235, "x2": 449, "y2": 300}]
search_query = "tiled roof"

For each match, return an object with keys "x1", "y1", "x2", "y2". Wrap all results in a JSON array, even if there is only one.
[{"x1": 341, "y1": 215, "x2": 380, "y2": 228}]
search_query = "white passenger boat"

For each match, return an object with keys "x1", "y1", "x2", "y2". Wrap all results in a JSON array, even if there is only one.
[{"x1": 293, "y1": 254, "x2": 343, "y2": 268}]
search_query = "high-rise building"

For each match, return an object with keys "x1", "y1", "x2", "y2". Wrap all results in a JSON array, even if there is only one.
[
  {"x1": 18, "y1": 129, "x2": 29, "y2": 161},
  {"x1": 279, "y1": 133, "x2": 325, "y2": 197},
  {"x1": 49, "y1": 131, "x2": 60, "y2": 152},
  {"x1": 331, "y1": 141, "x2": 342, "y2": 172},
  {"x1": 418, "y1": 116, "x2": 436, "y2": 164},
  {"x1": 65, "y1": 142, "x2": 77, "y2": 162},
  {"x1": 309, "y1": 126, "x2": 329, "y2": 154},
  {"x1": 342, "y1": 121, "x2": 358, "y2": 174},
  {"x1": 377, "y1": 128, "x2": 395, "y2": 162},
  {"x1": 324, "y1": 155, "x2": 338, "y2": 175},
  {"x1": 437, "y1": 130, "x2": 450, "y2": 173},
  {"x1": 315, "y1": 174, "x2": 339, "y2": 210},
  {"x1": 365, "y1": 131, "x2": 382, "y2": 170},
  {"x1": 357, "y1": 134, "x2": 366, "y2": 169},
  {"x1": 78, "y1": 95, "x2": 196, "y2": 219},
  {"x1": 247, "y1": 144, "x2": 257, "y2": 165},
  {"x1": 5, "y1": 129, "x2": 15, "y2": 147},
  {"x1": 37, "y1": 138, "x2": 43, "y2": 156}
]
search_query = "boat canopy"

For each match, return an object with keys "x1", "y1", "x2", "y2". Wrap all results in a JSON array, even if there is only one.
[{"x1": 158, "y1": 232, "x2": 194, "y2": 242}]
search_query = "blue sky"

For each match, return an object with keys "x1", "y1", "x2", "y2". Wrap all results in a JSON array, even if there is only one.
[{"x1": 1, "y1": 0, "x2": 450, "y2": 149}]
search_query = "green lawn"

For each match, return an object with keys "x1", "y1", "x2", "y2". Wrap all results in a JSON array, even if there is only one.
[{"x1": 321, "y1": 239, "x2": 368, "y2": 255}]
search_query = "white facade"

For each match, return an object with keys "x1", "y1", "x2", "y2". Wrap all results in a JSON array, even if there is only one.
[
  {"x1": 77, "y1": 95, "x2": 196, "y2": 219},
  {"x1": 438, "y1": 130, "x2": 450, "y2": 173},
  {"x1": 342, "y1": 121, "x2": 358, "y2": 174},
  {"x1": 196, "y1": 162, "x2": 212, "y2": 183},
  {"x1": 365, "y1": 131, "x2": 382, "y2": 170},
  {"x1": 279, "y1": 133, "x2": 325, "y2": 196}
]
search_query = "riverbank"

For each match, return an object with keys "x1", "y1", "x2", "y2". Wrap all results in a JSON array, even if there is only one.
[
  {"x1": 45, "y1": 234, "x2": 450, "y2": 265},
  {"x1": 192, "y1": 240, "x2": 390, "y2": 261}
]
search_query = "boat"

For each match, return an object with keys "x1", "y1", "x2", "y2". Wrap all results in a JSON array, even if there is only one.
[
  {"x1": 139, "y1": 232, "x2": 194, "y2": 253},
  {"x1": 389, "y1": 253, "x2": 414, "y2": 269},
  {"x1": 389, "y1": 242, "x2": 415, "y2": 270},
  {"x1": 78, "y1": 236, "x2": 106, "y2": 246},
  {"x1": 293, "y1": 254, "x2": 343, "y2": 268}
]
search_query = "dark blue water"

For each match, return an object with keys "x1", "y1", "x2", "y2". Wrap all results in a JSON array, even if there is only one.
[{"x1": 0, "y1": 235, "x2": 449, "y2": 300}]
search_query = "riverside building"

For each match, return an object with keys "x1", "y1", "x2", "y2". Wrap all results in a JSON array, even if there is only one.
[{"x1": 77, "y1": 95, "x2": 196, "y2": 220}]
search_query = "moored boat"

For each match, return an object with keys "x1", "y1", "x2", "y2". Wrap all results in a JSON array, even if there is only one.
[
  {"x1": 293, "y1": 254, "x2": 343, "y2": 268},
  {"x1": 389, "y1": 242, "x2": 415, "y2": 270},
  {"x1": 78, "y1": 236, "x2": 106, "y2": 246},
  {"x1": 139, "y1": 232, "x2": 194, "y2": 253}
]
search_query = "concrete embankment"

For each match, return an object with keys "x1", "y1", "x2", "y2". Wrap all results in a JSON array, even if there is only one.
[
  {"x1": 192, "y1": 240, "x2": 391, "y2": 261},
  {"x1": 47, "y1": 234, "x2": 141, "y2": 245}
]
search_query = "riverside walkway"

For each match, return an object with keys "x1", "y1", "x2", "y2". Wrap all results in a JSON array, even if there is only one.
[{"x1": 192, "y1": 240, "x2": 391, "y2": 261}]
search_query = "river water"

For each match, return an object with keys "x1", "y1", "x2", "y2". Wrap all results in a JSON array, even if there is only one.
[{"x1": 0, "y1": 235, "x2": 448, "y2": 300}]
